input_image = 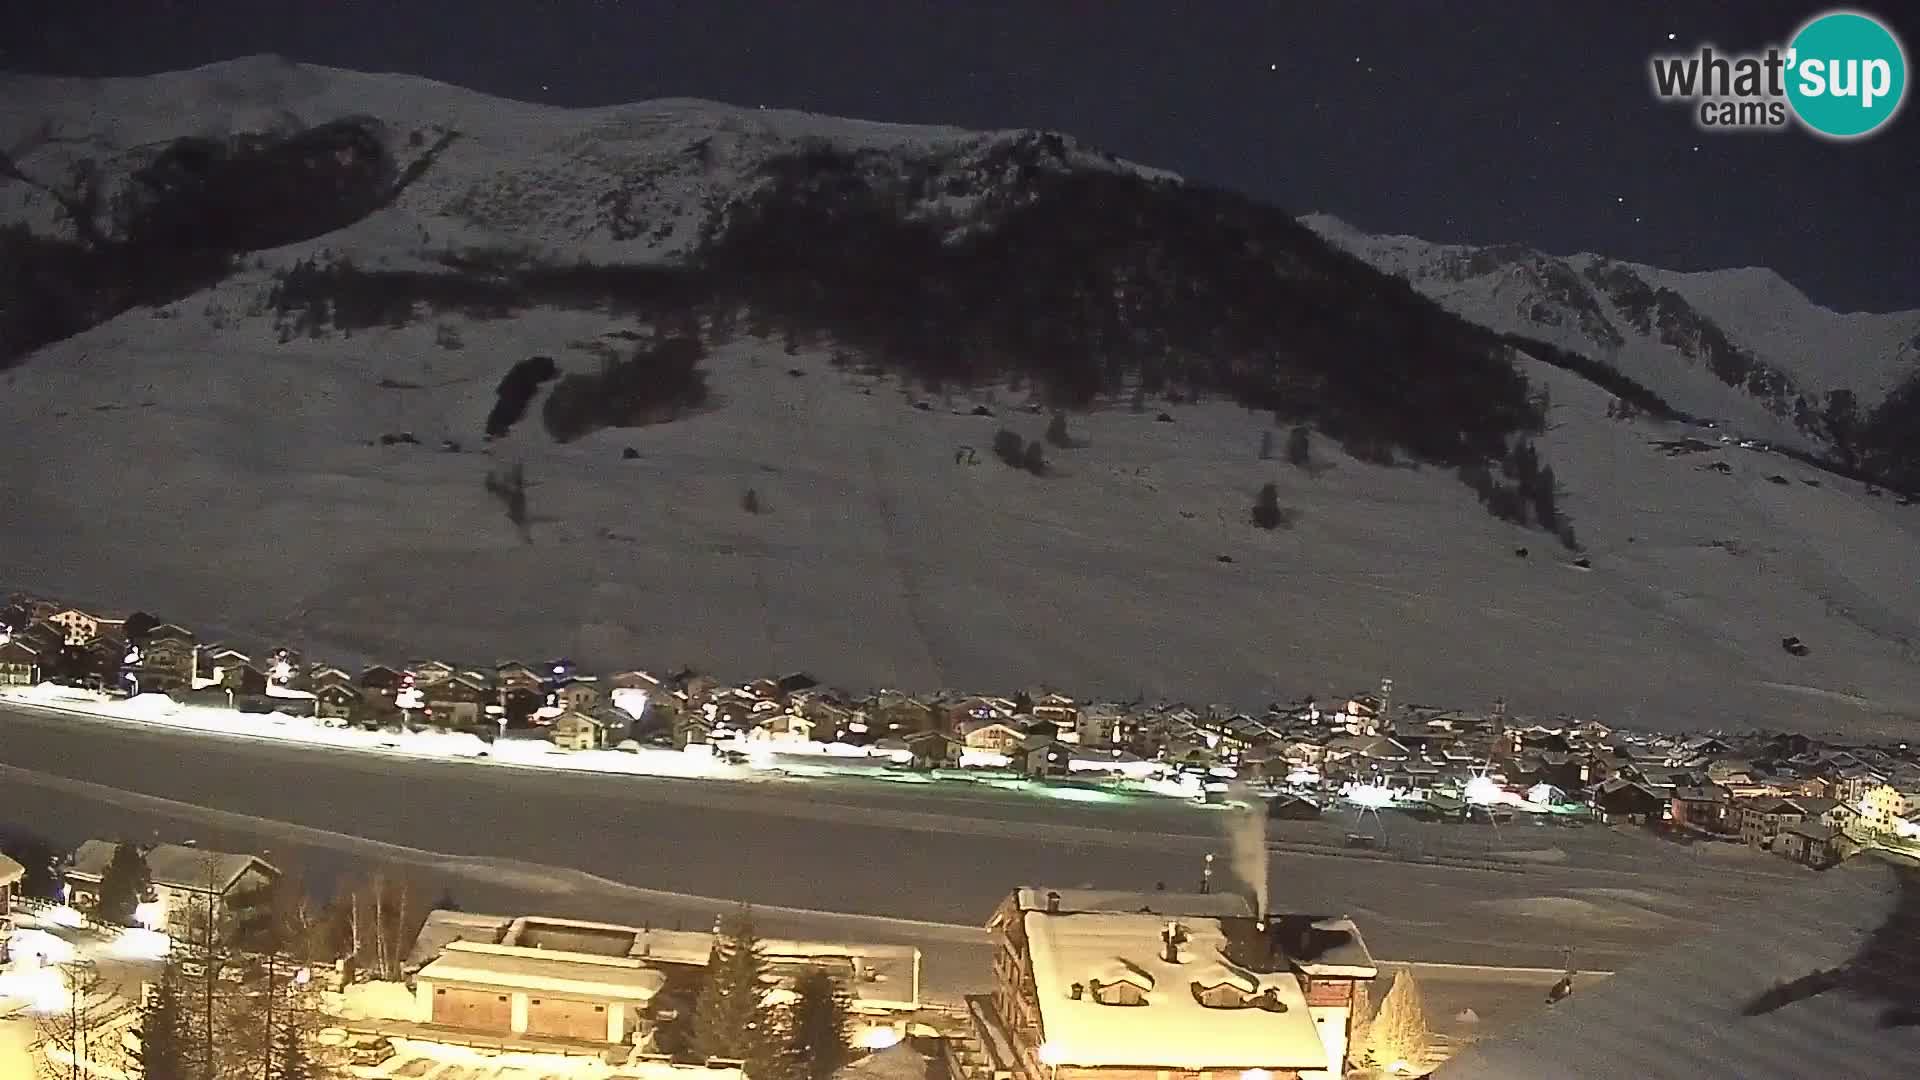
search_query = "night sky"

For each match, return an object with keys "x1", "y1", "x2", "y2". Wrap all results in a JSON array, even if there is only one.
[{"x1": 5, "y1": 0, "x2": 1916, "y2": 311}]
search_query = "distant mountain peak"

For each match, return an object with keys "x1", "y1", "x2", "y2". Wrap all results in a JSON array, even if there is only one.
[{"x1": 1303, "y1": 216, "x2": 1920, "y2": 457}]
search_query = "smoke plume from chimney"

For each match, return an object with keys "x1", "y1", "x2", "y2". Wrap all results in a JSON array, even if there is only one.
[{"x1": 1225, "y1": 782, "x2": 1269, "y2": 919}]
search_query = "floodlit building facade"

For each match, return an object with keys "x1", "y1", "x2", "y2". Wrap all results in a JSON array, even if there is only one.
[{"x1": 976, "y1": 888, "x2": 1375, "y2": 1080}]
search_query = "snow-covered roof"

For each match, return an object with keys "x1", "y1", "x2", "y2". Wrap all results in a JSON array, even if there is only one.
[
  {"x1": 1435, "y1": 853, "x2": 1920, "y2": 1079},
  {"x1": 1023, "y1": 910, "x2": 1326, "y2": 1070},
  {"x1": 66, "y1": 839, "x2": 274, "y2": 893},
  {"x1": 417, "y1": 940, "x2": 666, "y2": 1003},
  {"x1": 1265, "y1": 915, "x2": 1378, "y2": 979},
  {"x1": 1013, "y1": 888, "x2": 1254, "y2": 919},
  {"x1": 406, "y1": 909, "x2": 513, "y2": 969},
  {"x1": 409, "y1": 912, "x2": 918, "y2": 1009}
]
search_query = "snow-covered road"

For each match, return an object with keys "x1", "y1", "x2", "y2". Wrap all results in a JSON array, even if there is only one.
[{"x1": 0, "y1": 701, "x2": 1813, "y2": 998}]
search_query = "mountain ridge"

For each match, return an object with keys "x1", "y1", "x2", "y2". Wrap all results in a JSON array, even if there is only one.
[{"x1": 1301, "y1": 212, "x2": 1920, "y2": 466}]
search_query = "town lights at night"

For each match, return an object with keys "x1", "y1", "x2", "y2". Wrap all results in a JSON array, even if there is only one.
[
  {"x1": 1345, "y1": 783, "x2": 1396, "y2": 809},
  {"x1": 1464, "y1": 775, "x2": 1504, "y2": 805}
]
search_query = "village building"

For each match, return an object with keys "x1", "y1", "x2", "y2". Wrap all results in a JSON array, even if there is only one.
[
  {"x1": 1855, "y1": 780, "x2": 1920, "y2": 836},
  {"x1": 555, "y1": 678, "x2": 604, "y2": 713},
  {"x1": 64, "y1": 840, "x2": 279, "y2": 940},
  {"x1": 748, "y1": 710, "x2": 815, "y2": 744},
  {"x1": 47, "y1": 607, "x2": 124, "y2": 645},
  {"x1": 0, "y1": 853, "x2": 23, "y2": 918},
  {"x1": 1591, "y1": 779, "x2": 1665, "y2": 825},
  {"x1": 1737, "y1": 796, "x2": 1842, "y2": 850},
  {"x1": 410, "y1": 912, "x2": 920, "y2": 1047},
  {"x1": 0, "y1": 637, "x2": 42, "y2": 686},
  {"x1": 402, "y1": 660, "x2": 456, "y2": 687},
  {"x1": 977, "y1": 887, "x2": 1375, "y2": 1080},
  {"x1": 962, "y1": 718, "x2": 1028, "y2": 754},
  {"x1": 133, "y1": 624, "x2": 199, "y2": 691},
  {"x1": 1774, "y1": 822, "x2": 1844, "y2": 868},
  {"x1": 1016, "y1": 734, "x2": 1073, "y2": 777},
  {"x1": 424, "y1": 672, "x2": 493, "y2": 729},
  {"x1": 1669, "y1": 784, "x2": 1734, "y2": 834},
  {"x1": 908, "y1": 729, "x2": 963, "y2": 769},
  {"x1": 314, "y1": 682, "x2": 363, "y2": 722},
  {"x1": 551, "y1": 708, "x2": 629, "y2": 751}
]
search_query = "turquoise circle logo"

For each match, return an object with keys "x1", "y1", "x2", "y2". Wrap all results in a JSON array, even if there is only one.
[{"x1": 1786, "y1": 10, "x2": 1907, "y2": 138}]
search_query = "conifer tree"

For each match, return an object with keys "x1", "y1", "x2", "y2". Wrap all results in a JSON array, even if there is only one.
[
  {"x1": 1252, "y1": 482, "x2": 1284, "y2": 529},
  {"x1": 786, "y1": 968, "x2": 852, "y2": 1080},
  {"x1": 1046, "y1": 411, "x2": 1071, "y2": 448},
  {"x1": 268, "y1": 1015, "x2": 316, "y2": 1080},
  {"x1": 134, "y1": 966, "x2": 191, "y2": 1080},
  {"x1": 691, "y1": 907, "x2": 777, "y2": 1063},
  {"x1": 1286, "y1": 424, "x2": 1311, "y2": 467},
  {"x1": 96, "y1": 840, "x2": 154, "y2": 927},
  {"x1": 1363, "y1": 970, "x2": 1431, "y2": 1070}
]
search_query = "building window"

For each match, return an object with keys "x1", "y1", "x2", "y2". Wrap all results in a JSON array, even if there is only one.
[
  {"x1": 594, "y1": 1005, "x2": 605, "y2": 1013},
  {"x1": 435, "y1": 989, "x2": 446, "y2": 996}
]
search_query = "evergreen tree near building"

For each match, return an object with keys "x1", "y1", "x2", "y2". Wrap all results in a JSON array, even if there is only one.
[
  {"x1": 95, "y1": 840, "x2": 155, "y2": 927},
  {"x1": 134, "y1": 966, "x2": 191, "y2": 1080},
  {"x1": 1362, "y1": 970, "x2": 1431, "y2": 1070},
  {"x1": 268, "y1": 1015, "x2": 317, "y2": 1080},
  {"x1": 786, "y1": 968, "x2": 853, "y2": 1080},
  {"x1": 692, "y1": 907, "x2": 778, "y2": 1064}
]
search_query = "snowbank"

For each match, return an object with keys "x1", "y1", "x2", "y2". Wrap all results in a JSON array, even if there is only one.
[{"x1": 0, "y1": 685, "x2": 751, "y2": 782}]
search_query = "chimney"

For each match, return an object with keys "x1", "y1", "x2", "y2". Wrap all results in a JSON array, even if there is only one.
[
  {"x1": 1046, "y1": 890, "x2": 1062, "y2": 914},
  {"x1": 1161, "y1": 921, "x2": 1187, "y2": 964}
]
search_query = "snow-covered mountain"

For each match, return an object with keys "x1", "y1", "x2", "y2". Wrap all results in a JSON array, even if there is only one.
[
  {"x1": 3, "y1": 58, "x2": 1918, "y2": 733},
  {"x1": 1304, "y1": 213, "x2": 1920, "y2": 455}
]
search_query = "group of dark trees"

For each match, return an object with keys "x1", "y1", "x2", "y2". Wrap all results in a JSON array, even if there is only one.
[
  {"x1": 119, "y1": 118, "x2": 398, "y2": 252},
  {"x1": 485, "y1": 354, "x2": 560, "y2": 437},
  {"x1": 992, "y1": 428, "x2": 1047, "y2": 474},
  {"x1": 690, "y1": 908, "x2": 854, "y2": 1080},
  {"x1": 0, "y1": 223, "x2": 231, "y2": 368},
  {"x1": 1457, "y1": 439, "x2": 1577, "y2": 549},
  {"x1": 1859, "y1": 374, "x2": 1920, "y2": 491},
  {"x1": 264, "y1": 251, "x2": 700, "y2": 339},
  {"x1": 3, "y1": 115, "x2": 423, "y2": 368},
  {"x1": 542, "y1": 334, "x2": 711, "y2": 442},
  {"x1": 700, "y1": 146, "x2": 1542, "y2": 471},
  {"x1": 29, "y1": 839, "x2": 436, "y2": 1080}
]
